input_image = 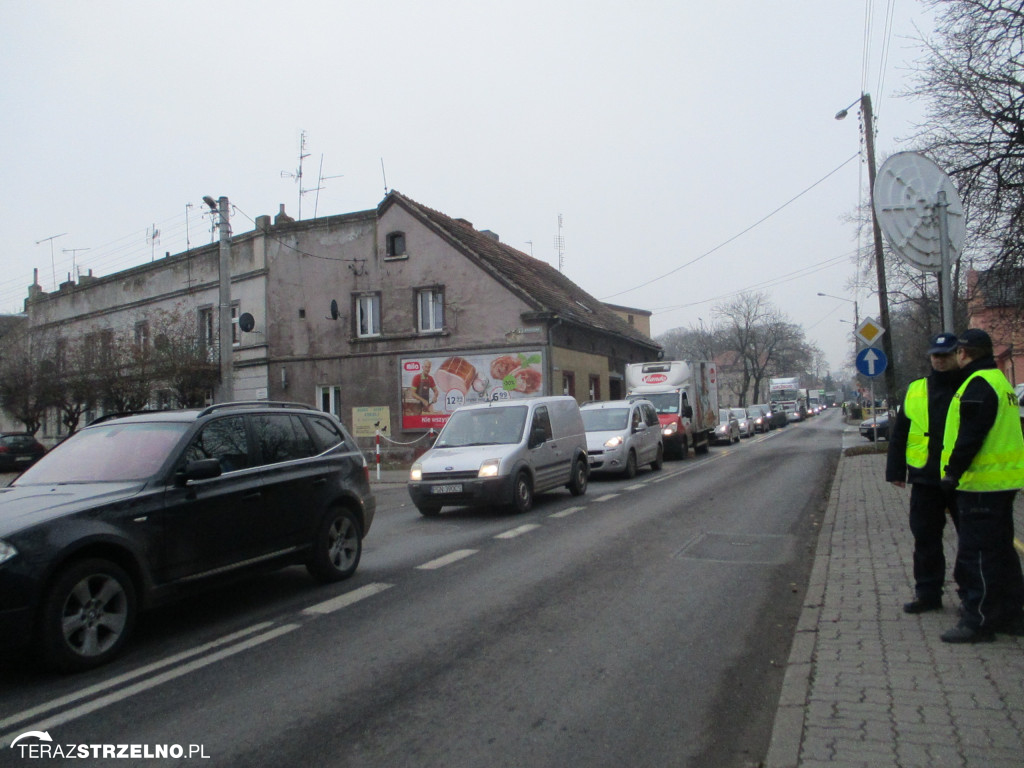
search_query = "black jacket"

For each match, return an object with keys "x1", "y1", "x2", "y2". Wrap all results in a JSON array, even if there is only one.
[
  {"x1": 942, "y1": 355, "x2": 1001, "y2": 482},
  {"x1": 886, "y1": 367, "x2": 964, "y2": 486}
]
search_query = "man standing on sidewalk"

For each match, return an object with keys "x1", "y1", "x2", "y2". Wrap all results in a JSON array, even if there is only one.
[
  {"x1": 887, "y1": 332, "x2": 962, "y2": 614},
  {"x1": 939, "y1": 328, "x2": 1024, "y2": 643}
]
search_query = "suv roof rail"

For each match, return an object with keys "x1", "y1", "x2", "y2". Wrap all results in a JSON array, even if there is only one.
[
  {"x1": 197, "y1": 400, "x2": 315, "y2": 417},
  {"x1": 87, "y1": 409, "x2": 168, "y2": 426}
]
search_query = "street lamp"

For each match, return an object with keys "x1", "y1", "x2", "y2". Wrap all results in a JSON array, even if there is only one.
[
  {"x1": 834, "y1": 93, "x2": 897, "y2": 399},
  {"x1": 816, "y1": 292, "x2": 859, "y2": 330}
]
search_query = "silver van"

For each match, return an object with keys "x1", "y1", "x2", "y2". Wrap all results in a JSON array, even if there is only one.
[{"x1": 408, "y1": 396, "x2": 589, "y2": 516}]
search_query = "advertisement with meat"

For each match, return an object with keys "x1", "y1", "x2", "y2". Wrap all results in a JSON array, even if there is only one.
[{"x1": 400, "y1": 350, "x2": 545, "y2": 430}]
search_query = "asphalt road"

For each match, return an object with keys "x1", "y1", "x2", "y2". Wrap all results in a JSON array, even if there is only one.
[{"x1": 0, "y1": 412, "x2": 842, "y2": 767}]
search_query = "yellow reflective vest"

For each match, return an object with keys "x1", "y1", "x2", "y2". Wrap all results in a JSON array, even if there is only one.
[
  {"x1": 942, "y1": 369, "x2": 1024, "y2": 491},
  {"x1": 903, "y1": 378, "x2": 929, "y2": 469}
]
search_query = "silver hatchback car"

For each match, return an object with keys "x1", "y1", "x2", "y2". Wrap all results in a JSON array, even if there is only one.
[{"x1": 580, "y1": 399, "x2": 664, "y2": 478}]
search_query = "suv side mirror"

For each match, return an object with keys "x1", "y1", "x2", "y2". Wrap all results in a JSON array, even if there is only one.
[{"x1": 175, "y1": 458, "x2": 223, "y2": 486}]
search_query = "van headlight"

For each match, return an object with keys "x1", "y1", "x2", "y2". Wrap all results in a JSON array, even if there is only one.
[
  {"x1": 662, "y1": 422, "x2": 678, "y2": 436},
  {"x1": 410, "y1": 464, "x2": 422, "y2": 482},
  {"x1": 478, "y1": 459, "x2": 501, "y2": 478},
  {"x1": 603, "y1": 436, "x2": 623, "y2": 449},
  {"x1": 0, "y1": 539, "x2": 17, "y2": 565}
]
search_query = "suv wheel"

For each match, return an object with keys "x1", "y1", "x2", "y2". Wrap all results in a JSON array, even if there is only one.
[
  {"x1": 568, "y1": 458, "x2": 588, "y2": 496},
  {"x1": 651, "y1": 444, "x2": 664, "y2": 471},
  {"x1": 38, "y1": 559, "x2": 137, "y2": 672},
  {"x1": 624, "y1": 450, "x2": 638, "y2": 479},
  {"x1": 511, "y1": 471, "x2": 533, "y2": 513},
  {"x1": 307, "y1": 507, "x2": 362, "y2": 582}
]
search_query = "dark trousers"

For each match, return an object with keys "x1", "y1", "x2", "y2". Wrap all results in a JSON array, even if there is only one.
[
  {"x1": 954, "y1": 489, "x2": 1024, "y2": 629},
  {"x1": 909, "y1": 483, "x2": 959, "y2": 601}
]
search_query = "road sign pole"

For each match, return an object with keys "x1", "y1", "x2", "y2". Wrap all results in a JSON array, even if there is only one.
[{"x1": 937, "y1": 190, "x2": 955, "y2": 334}]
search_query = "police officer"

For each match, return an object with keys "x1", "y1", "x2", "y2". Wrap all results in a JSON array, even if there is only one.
[
  {"x1": 887, "y1": 332, "x2": 962, "y2": 613},
  {"x1": 939, "y1": 328, "x2": 1024, "y2": 643}
]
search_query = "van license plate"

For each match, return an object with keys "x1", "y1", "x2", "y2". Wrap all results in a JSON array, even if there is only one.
[{"x1": 432, "y1": 484, "x2": 462, "y2": 494}]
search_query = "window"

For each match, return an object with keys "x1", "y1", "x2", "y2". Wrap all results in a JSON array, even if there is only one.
[
  {"x1": 317, "y1": 385, "x2": 343, "y2": 418},
  {"x1": 135, "y1": 321, "x2": 150, "y2": 349},
  {"x1": 198, "y1": 307, "x2": 215, "y2": 351},
  {"x1": 305, "y1": 415, "x2": 349, "y2": 453},
  {"x1": 251, "y1": 413, "x2": 317, "y2": 464},
  {"x1": 562, "y1": 371, "x2": 575, "y2": 398},
  {"x1": 530, "y1": 406, "x2": 553, "y2": 442},
  {"x1": 589, "y1": 374, "x2": 601, "y2": 401},
  {"x1": 182, "y1": 416, "x2": 251, "y2": 473},
  {"x1": 386, "y1": 231, "x2": 406, "y2": 258},
  {"x1": 417, "y1": 288, "x2": 444, "y2": 333},
  {"x1": 355, "y1": 294, "x2": 381, "y2": 337}
]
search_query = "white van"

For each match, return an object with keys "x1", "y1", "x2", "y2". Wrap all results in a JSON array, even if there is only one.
[{"x1": 408, "y1": 396, "x2": 589, "y2": 516}]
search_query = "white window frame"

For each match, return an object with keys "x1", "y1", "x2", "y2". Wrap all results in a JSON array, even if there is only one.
[
  {"x1": 317, "y1": 385, "x2": 343, "y2": 418},
  {"x1": 356, "y1": 294, "x2": 381, "y2": 338},
  {"x1": 417, "y1": 288, "x2": 444, "y2": 333}
]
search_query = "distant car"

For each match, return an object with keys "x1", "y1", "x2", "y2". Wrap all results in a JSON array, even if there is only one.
[
  {"x1": 730, "y1": 407, "x2": 755, "y2": 438},
  {"x1": 0, "y1": 401, "x2": 375, "y2": 672},
  {"x1": 713, "y1": 408, "x2": 740, "y2": 445},
  {"x1": 0, "y1": 433, "x2": 47, "y2": 472},
  {"x1": 746, "y1": 405, "x2": 771, "y2": 433},
  {"x1": 580, "y1": 399, "x2": 664, "y2": 478},
  {"x1": 751, "y1": 403, "x2": 787, "y2": 429},
  {"x1": 860, "y1": 412, "x2": 891, "y2": 441}
]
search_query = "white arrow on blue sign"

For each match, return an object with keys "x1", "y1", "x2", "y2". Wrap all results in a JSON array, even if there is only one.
[{"x1": 855, "y1": 347, "x2": 888, "y2": 378}]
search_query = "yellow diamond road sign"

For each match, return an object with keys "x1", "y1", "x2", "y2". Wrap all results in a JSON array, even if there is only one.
[{"x1": 855, "y1": 318, "x2": 886, "y2": 347}]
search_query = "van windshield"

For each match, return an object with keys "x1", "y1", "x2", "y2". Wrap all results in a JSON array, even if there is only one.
[
  {"x1": 436, "y1": 406, "x2": 529, "y2": 447},
  {"x1": 641, "y1": 393, "x2": 679, "y2": 415}
]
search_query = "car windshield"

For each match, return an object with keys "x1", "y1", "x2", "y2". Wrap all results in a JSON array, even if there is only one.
[
  {"x1": 730, "y1": 408, "x2": 746, "y2": 419},
  {"x1": 581, "y1": 408, "x2": 629, "y2": 432},
  {"x1": 14, "y1": 422, "x2": 190, "y2": 484},
  {"x1": 643, "y1": 393, "x2": 679, "y2": 414},
  {"x1": 746, "y1": 408, "x2": 762, "y2": 417},
  {"x1": 718, "y1": 409, "x2": 731, "y2": 423},
  {"x1": 435, "y1": 406, "x2": 528, "y2": 447}
]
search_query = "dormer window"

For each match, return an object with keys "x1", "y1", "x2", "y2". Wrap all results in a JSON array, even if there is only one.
[{"x1": 386, "y1": 231, "x2": 406, "y2": 258}]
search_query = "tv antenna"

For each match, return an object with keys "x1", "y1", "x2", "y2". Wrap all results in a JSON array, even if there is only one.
[
  {"x1": 280, "y1": 130, "x2": 312, "y2": 219},
  {"x1": 147, "y1": 224, "x2": 161, "y2": 261},
  {"x1": 62, "y1": 247, "x2": 90, "y2": 279},
  {"x1": 554, "y1": 214, "x2": 565, "y2": 272},
  {"x1": 35, "y1": 232, "x2": 67, "y2": 290},
  {"x1": 312, "y1": 154, "x2": 344, "y2": 219},
  {"x1": 380, "y1": 158, "x2": 389, "y2": 195}
]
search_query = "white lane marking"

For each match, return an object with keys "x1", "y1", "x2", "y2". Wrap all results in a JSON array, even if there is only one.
[
  {"x1": 0, "y1": 624, "x2": 301, "y2": 749},
  {"x1": 624, "y1": 483, "x2": 645, "y2": 491},
  {"x1": 594, "y1": 493, "x2": 620, "y2": 502},
  {"x1": 303, "y1": 582, "x2": 394, "y2": 614},
  {"x1": 550, "y1": 506, "x2": 584, "y2": 518},
  {"x1": 0, "y1": 622, "x2": 277, "y2": 732},
  {"x1": 495, "y1": 524, "x2": 541, "y2": 539},
  {"x1": 415, "y1": 549, "x2": 479, "y2": 570}
]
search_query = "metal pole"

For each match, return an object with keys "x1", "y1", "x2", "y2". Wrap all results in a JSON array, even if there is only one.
[
  {"x1": 862, "y1": 94, "x2": 898, "y2": 399},
  {"x1": 936, "y1": 190, "x2": 955, "y2": 334},
  {"x1": 217, "y1": 196, "x2": 234, "y2": 402}
]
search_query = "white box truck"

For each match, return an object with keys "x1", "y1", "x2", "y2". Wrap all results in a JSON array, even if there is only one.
[
  {"x1": 770, "y1": 377, "x2": 808, "y2": 422},
  {"x1": 625, "y1": 360, "x2": 719, "y2": 459}
]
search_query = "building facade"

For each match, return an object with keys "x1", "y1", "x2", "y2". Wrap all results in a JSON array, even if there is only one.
[{"x1": 19, "y1": 192, "x2": 661, "y2": 457}]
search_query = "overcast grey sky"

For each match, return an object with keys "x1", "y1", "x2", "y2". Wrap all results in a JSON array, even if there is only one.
[{"x1": 1, "y1": 1, "x2": 938, "y2": 373}]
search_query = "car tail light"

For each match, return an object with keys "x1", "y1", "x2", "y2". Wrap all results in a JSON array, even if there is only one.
[{"x1": 0, "y1": 446, "x2": 9, "y2": 454}]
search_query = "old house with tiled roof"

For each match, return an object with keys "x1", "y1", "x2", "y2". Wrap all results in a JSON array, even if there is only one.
[
  {"x1": 19, "y1": 192, "x2": 660, "y2": 457},
  {"x1": 967, "y1": 266, "x2": 1024, "y2": 386}
]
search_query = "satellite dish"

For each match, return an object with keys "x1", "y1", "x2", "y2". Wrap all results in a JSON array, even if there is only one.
[
  {"x1": 329, "y1": 299, "x2": 339, "y2": 320},
  {"x1": 238, "y1": 312, "x2": 255, "y2": 333},
  {"x1": 873, "y1": 151, "x2": 965, "y2": 274}
]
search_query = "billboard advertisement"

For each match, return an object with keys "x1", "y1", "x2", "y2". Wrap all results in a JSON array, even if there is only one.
[{"x1": 400, "y1": 350, "x2": 545, "y2": 430}]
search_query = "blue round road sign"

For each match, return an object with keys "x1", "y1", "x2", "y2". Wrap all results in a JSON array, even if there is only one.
[{"x1": 855, "y1": 347, "x2": 888, "y2": 378}]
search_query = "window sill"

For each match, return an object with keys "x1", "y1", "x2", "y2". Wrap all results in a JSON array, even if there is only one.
[
  {"x1": 351, "y1": 329, "x2": 450, "y2": 344},
  {"x1": 384, "y1": 254, "x2": 408, "y2": 262}
]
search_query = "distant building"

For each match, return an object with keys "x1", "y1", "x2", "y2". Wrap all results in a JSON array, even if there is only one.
[
  {"x1": 19, "y1": 192, "x2": 660, "y2": 456},
  {"x1": 967, "y1": 267, "x2": 1024, "y2": 386}
]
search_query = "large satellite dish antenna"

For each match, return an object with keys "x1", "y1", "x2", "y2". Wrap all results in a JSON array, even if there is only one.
[{"x1": 873, "y1": 151, "x2": 964, "y2": 330}]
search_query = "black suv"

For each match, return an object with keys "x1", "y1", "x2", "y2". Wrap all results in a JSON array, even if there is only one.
[{"x1": 0, "y1": 401, "x2": 375, "y2": 672}]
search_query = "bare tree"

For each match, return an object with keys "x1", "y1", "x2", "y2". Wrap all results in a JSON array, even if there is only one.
[
  {"x1": 912, "y1": 1, "x2": 1024, "y2": 280},
  {"x1": 0, "y1": 330, "x2": 55, "y2": 434}
]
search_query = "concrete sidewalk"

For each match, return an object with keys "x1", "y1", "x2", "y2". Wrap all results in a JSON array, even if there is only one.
[{"x1": 766, "y1": 452, "x2": 1024, "y2": 768}]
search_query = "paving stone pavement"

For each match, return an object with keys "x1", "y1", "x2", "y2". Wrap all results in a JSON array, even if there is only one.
[{"x1": 765, "y1": 452, "x2": 1024, "y2": 768}]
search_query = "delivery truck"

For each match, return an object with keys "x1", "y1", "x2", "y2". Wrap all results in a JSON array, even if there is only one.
[
  {"x1": 625, "y1": 360, "x2": 719, "y2": 459},
  {"x1": 769, "y1": 377, "x2": 808, "y2": 422}
]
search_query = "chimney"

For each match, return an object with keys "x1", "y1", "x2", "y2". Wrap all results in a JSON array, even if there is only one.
[
  {"x1": 480, "y1": 230, "x2": 500, "y2": 242},
  {"x1": 275, "y1": 204, "x2": 295, "y2": 225}
]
